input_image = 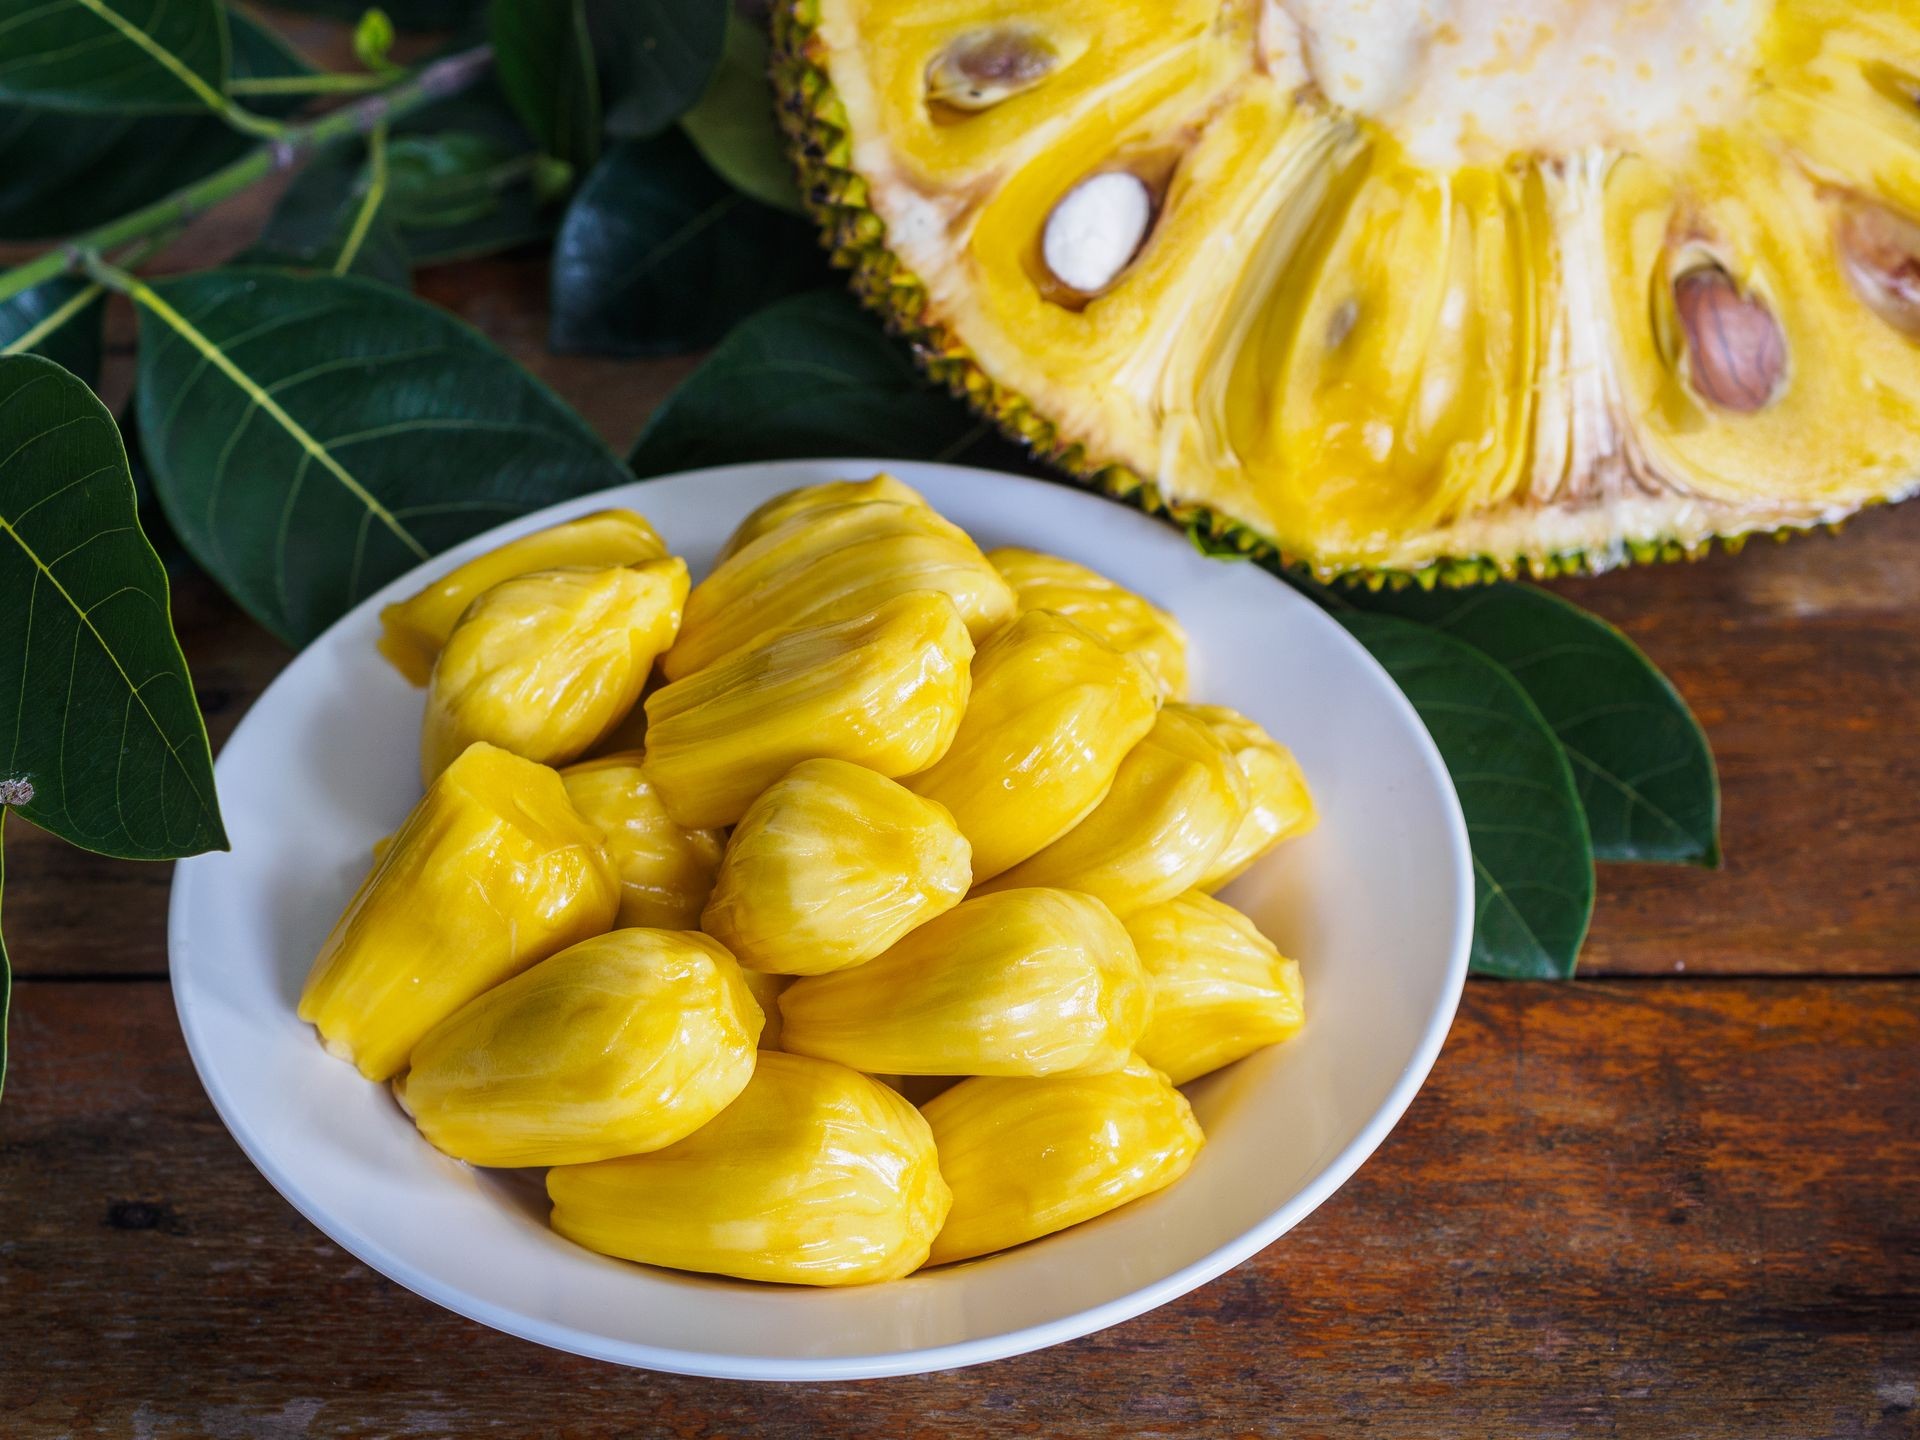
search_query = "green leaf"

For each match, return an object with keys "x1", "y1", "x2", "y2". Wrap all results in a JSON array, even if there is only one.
[
  {"x1": 590, "y1": 0, "x2": 726, "y2": 139},
  {"x1": 629, "y1": 290, "x2": 1031, "y2": 477},
  {"x1": 0, "y1": 277, "x2": 106, "y2": 386},
  {"x1": 0, "y1": 353, "x2": 226, "y2": 861},
  {"x1": 1347, "y1": 583, "x2": 1720, "y2": 866},
  {"x1": 0, "y1": 14, "x2": 310, "y2": 240},
  {"x1": 551, "y1": 132, "x2": 828, "y2": 357},
  {"x1": 679, "y1": 12, "x2": 803, "y2": 216},
  {"x1": 133, "y1": 268, "x2": 635, "y2": 645},
  {"x1": 354, "y1": 8, "x2": 399, "y2": 72},
  {"x1": 0, "y1": 0, "x2": 230, "y2": 114},
  {"x1": 488, "y1": 0, "x2": 599, "y2": 172},
  {"x1": 1340, "y1": 612, "x2": 1594, "y2": 979}
]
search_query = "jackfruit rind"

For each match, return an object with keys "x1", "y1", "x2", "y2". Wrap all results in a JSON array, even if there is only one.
[
  {"x1": 547, "y1": 1051, "x2": 952, "y2": 1285},
  {"x1": 395, "y1": 929, "x2": 763, "y2": 1168},
  {"x1": 298, "y1": 742, "x2": 620, "y2": 1081}
]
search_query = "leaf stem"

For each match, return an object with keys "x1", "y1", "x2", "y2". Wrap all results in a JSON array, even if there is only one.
[
  {"x1": 332, "y1": 121, "x2": 390, "y2": 276},
  {"x1": 227, "y1": 71, "x2": 393, "y2": 97},
  {"x1": 0, "y1": 46, "x2": 494, "y2": 309}
]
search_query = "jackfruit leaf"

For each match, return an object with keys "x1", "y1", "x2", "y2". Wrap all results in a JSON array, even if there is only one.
[
  {"x1": 1340, "y1": 613, "x2": 1594, "y2": 980},
  {"x1": 591, "y1": 0, "x2": 727, "y2": 139},
  {"x1": 1350, "y1": 584, "x2": 1720, "y2": 866},
  {"x1": 489, "y1": 0, "x2": 599, "y2": 172},
  {"x1": 680, "y1": 13, "x2": 804, "y2": 216},
  {"x1": 0, "y1": 14, "x2": 311, "y2": 240},
  {"x1": 0, "y1": 354, "x2": 226, "y2": 869},
  {"x1": 134, "y1": 269, "x2": 634, "y2": 646},
  {"x1": 550, "y1": 132, "x2": 828, "y2": 357},
  {"x1": 0, "y1": 0, "x2": 230, "y2": 113},
  {"x1": 0, "y1": 278, "x2": 106, "y2": 387},
  {"x1": 628, "y1": 290, "x2": 1032, "y2": 478}
]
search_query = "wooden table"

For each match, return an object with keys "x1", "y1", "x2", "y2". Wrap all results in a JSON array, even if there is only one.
[{"x1": 4, "y1": 42, "x2": 1919, "y2": 1434}]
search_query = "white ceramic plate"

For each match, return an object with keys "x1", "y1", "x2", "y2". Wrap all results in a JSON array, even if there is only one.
[{"x1": 169, "y1": 459, "x2": 1471, "y2": 1381}]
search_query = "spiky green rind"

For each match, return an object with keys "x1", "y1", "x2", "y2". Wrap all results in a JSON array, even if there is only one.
[{"x1": 770, "y1": 0, "x2": 1853, "y2": 589}]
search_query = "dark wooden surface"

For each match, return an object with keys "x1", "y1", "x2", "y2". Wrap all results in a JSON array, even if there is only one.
[{"x1": 3, "y1": 15, "x2": 1919, "y2": 1435}]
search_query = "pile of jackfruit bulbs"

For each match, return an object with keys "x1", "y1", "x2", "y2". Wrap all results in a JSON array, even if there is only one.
[{"x1": 298, "y1": 475, "x2": 1317, "y2": 1285}]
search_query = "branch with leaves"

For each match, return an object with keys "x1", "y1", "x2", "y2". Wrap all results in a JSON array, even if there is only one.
[{"x1": 0, "y1": 0, "x2": 1721, "y2": 1097}]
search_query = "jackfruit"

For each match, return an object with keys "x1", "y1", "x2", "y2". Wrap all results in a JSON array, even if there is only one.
[
  {"x1": 743, "y1": 969, "x2": 793, "y2": 1049},
  {"x1": 421, "y1": 559, "x2": 688, "y2": 782},
  {"x1": 1178, "y1": 704, "x2": 1315, "y2": 890},
  {"x1": 642, "y1": 591, "x2": 974, "y2": 829},
  {"x1": 661, "y1": 493, "x2": 1013, "y2": 679},
  {"x1": 702, "y1": 758, "x2": 971, "y2": 975},
  {"x1": 299, "y1": 742, "x2": 619, "y2": 1081},
  {"x1": 905, "y1": 610, "x2": 1159, "y2": 880},
  {"x1": 547, "y1": 1051, "x2": 951, "y2": 1285},
  {"x1": 987, "y1": 548, "x2": 1188, "y2": 699},
  {"x1": 978, "y1": 707, "x2": 1247, "y2": 915},
  {"x1": 1125, "y1": 892, "x2": 1305, "y2": 1085},
  {"x1": 379, "y1": 510, "x2": 667, "y2": 684},
  {"x1": 560, "y1": 752, "x2": 724, "y2": 929},
  {"x1": 716, "y1": 474, "x2": 929, "y2": 564},
  {"x1": 395, "y1": 929, "x2": 762, "y2": 1167},
  {"x1": 778, "y1": 887, "x2": 1148, "y2": 1076},
  {"x1": 922, "y1": 1057, "x2": 1204, "y2": 1265},
  {"x1": 775, "y1": 0, "x2": 1920, "y2": 580}
]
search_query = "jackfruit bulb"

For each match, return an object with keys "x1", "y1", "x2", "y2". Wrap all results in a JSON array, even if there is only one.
[
  {"x1": 1178, "y1": 703, "x2": 1316, "y2": 890},
  {"x1": 988, "y1": 547, "x2": 1188, "y2": 699},
  {"x1": 421, "y1": 559, "x2": 689, "y2": 782},
  {"x1": 560, "y1": 752, "x2": 724, "y2": 929},
  {"x1": 299, "y1": 742, "x2": 619, "y2": 1081},
  {"x1": 776, "y1": 0, "x2": 1920, "y2": 580},
  {"x1": 778, "y1": 887, "x2": 1149, "y2": 1076},
  {"x1": 906, "y1": 609, "x2": 1160, "y2": 880},
  {"x1": 547, "y1": 1051, "x2": 951, "y2": 1285},
  {"x1": 702, "y1": 757, "x2": 972, "y2": 975},
  {"x1": 642, "y1": 590, "x2": 974, "y2": 829},
  {"x1": 396, "y1": 929, "x2": 762, "y2": 1168}
]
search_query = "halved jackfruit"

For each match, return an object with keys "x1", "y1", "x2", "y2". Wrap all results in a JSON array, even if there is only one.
[
  {"x1": 777, "y1": 0, "x2": 1920, "y2": 579},
  {"x1": 547, "y1": 1051, "x2": 951, "y2": 1284}
]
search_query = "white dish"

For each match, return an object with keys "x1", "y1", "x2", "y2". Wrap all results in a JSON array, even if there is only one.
[{"x1": 169, "y1": 459, "x2": 1472, "y2": 1380}]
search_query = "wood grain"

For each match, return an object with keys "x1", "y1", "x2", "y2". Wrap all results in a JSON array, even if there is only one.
[{"x1": 0, "y1": 978, "x2": 1912, "y2": 1438}]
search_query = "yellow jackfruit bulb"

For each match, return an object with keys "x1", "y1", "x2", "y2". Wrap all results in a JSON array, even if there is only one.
[
  {"x1": 702, "y1": 758, "x2": 971, "y2": 975},
  {"x1": 922, "y1": 1057, "x2": 1204, "y2": 1266},
  {"x1": 1179, "y1": 704, "x2": 1317, "y2": 890},
  {"x1": 906, "y1": 610, "x2": 1160, "y2": 880},
  {"x1": 421, "y1": 558, "x2": 689, "y2": 783},
  {"x1": 715, "y1": 474, "x2": 928, "y2": 564},
  {"x1": 778, "y1": 887, "x2": 1148, "y2": 1076},
  {"x1": 642, "y1": 591, "x2": 974, "y2": 829},
  {"x1": 559, "y1": 752, "x2": 724, "y2": 928},
  {"x1": 547, "y1": 1051, "x2": 951, "y2": 1285},
  {"x1": 395, "y1": 929, "x2": 762, "y2": 1168},
  {"x1": 299, "y1": 742, "x2": 619, "y2": 1081},
  {"x1": 987, "y1": 548, "x2": 1190, "y2": 700},
  {"x1": 1125, "y1": 892, "x2": 1305, "y2": 1085},
  {"x1": 378, "y1": 510, "x2": 667, "y2": 685},
  {"x1": 742, "y1": 969, "x2": 792, "y2": 1049},
  {"x1": 978, "y1": 707, "x2": 1249, "y2": 916},
  {"x1": 661, "y1": 495, "x2": 1014, "y2": 679}
]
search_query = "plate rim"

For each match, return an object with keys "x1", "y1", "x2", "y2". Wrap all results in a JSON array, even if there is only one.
[{"x1": 168, "y1": 457, "x2": 1474, "y2": 1381}]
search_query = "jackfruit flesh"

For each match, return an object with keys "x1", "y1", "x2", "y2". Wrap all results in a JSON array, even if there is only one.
[
  {"x1": 559, "y1": 752, "x2": 725, "y2": 929},
  {"x1": 642, "y1": 590, "x2": 975, "y2": 829},
  {"x1": 395, "y1": 929, "x2": 762, "y2": 1167},
  {"x1": 906, "y1": 609, "x2": 1160, "y2": 880},
  {"x1": 662, "y1": 492, "x2": 1014, "y2": 679},
  {"x1": 421, "y1": 560, "x2": 688, "y2": 782},
  {"x1": 547, "y1": 1051, "x2": 952, "y2": 1285},
  {"x1": 702, "y1": 757, "x2": 972, "y2": 975},
  {"x1": 1178, "y1": 703, "x2": 1315, "y2": 890},
  {"x1": 978, "y1": 705, "x2": 1249, "y2": 915},
  {"x1": 299, "y1": 742, "x2": 620, "y2": 1081},
  {"x1": 778, "y1": 0, "x2": 1920, "y2": 579},
  {"x1": 378, "y1": 510, "x2": 667, "y2": 684},
  {"x1": 1125, "y1": 891, "x2": 1304, "y2": 1085},
  {"x1": 987, "y1": 547, "x2": 1189, "y2": 699},
  {"x1": 777, "y1": 886, "x2": 1149, "y2": 1076},
  {"x1": 922, "y1": 1056, "x2": 1204, "y2": 1265},
  {"x1": 715, "y1": 474, "x2": 930, "y2": 563}
]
